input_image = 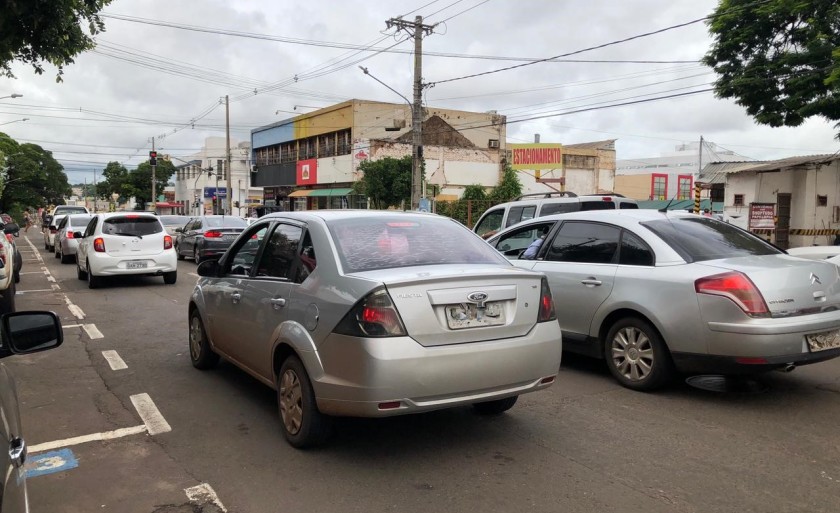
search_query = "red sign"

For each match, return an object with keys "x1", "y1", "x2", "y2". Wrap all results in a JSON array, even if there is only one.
[
  {"x1": 296, "y1": 159, "x2": 317, "y2": 185},
  {"x1": 749, "y1": 203, "x2": 775, "y2": 230}
]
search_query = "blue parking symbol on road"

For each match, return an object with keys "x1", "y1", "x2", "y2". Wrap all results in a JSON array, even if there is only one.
[{"x1": 25, "y1": 448, "x2": 79, "y2": 478}]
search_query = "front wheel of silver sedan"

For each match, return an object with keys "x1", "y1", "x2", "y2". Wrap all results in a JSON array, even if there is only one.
[
  {"x1": 189, "y1": 311, "x2": 219, "y2": 370},
  {"x1": 604, "y1": 317, "x2": 674, "y2": 391},
  {"x1": 277, "y1": 356, "x2": 332, "y2": 448}
]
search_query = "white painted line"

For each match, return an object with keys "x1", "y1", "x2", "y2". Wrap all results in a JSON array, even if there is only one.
[
  {"x1": 46, "y1": 276, "x2": 56, "y2": 283},
  {"x1": 29, "y1": 425, "x2": 147, "y2": 454},
  {"x1": 101, "y1": 350, "x2": 127, "y2": 370},
  {"x1": 82, "y1": 324, "x2": 104, "y2": 339},
  {"x1": 130, "y1": 393, "x2": 172, "y2": 435},
  {"x1": 185, "y1": 484, "x2": 228, "y2": 512},
  {"x1": 68, "y1": 305, "x2": 85, "y2": 319},
  {"x1": 19, "y1": 271, "x2": 44, "y2": 275},
  {"x1": 15, "y1": 289, "x2": 55, "y2": 293},
  {"x1": 62, "y1": 324, "x2": 82, "y2": 329},
  {"x1": 51, "y1": 284, "x2": 60, "y2": 291},
  {"x1": 188, "y1": 272, "x2": 199, "y2": 278}
]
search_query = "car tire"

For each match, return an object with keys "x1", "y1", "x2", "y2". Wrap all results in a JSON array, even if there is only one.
[
  {"x1": 177, "y1": 246, "x2": 184, "y2": 261},
  {"x1": 472, "y1": 395, "x2": 518, "y2": 415},
  {"x1": 189, "y1": 311, "x2": 219, "y2": 370},
  {"x1": 277, "y1": 355, "x2": 332, "y2": 448},
  {"x1": 604, "y1": 317, "x2": 674, "y2": 391},
  {"x1": 54, "y1": 247, "x2": 61, "y2": 259},
  {"x1": 193, "y1": 247, "x2": 202, "y2": 264},
  {"x1": 60, "y1": 250, "x2": 71, "y2": 264},
  {"x1": 77, "y1": 260, "x2": 87, "y2": 280},
  {"x1": 0, "y1": 279, "x2": 15, "y2": 314},
  {"x1": 14, "y1": 270, "x2": 19, "y2": 284},
  {"x1": 87, "y1": 261, "x2": 102, "y2": 289},
  {"x1": 163, "y1": 271, "x2": 177, "y2": 285}
]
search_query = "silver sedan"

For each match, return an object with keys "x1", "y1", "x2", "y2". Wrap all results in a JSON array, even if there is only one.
[
  {"x1": 189, "y1": 211, "x2": 563, "y2": 448},
  {"x1": 487, "y1": 210, "x2": 840, "y2": 391}
]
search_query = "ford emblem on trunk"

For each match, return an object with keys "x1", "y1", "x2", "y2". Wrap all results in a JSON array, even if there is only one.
[{"x1": 468, "y1": 292, "x2": 488, "y2": 306}]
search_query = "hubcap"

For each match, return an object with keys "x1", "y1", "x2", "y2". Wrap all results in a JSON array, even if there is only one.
[
  {"x1": 189, "y1": 317, "x2": 202, "y2": 360},
  {"x1": 611, "y1": 327, "x2": 654, "y2": 382},
  {"x1": 279, "y1": 369, "x2": 303, "y2": 435}
]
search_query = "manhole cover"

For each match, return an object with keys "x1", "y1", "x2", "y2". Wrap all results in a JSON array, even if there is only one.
[{"x1": 685, "y1": 375, "x2": 768, "y2": 394}]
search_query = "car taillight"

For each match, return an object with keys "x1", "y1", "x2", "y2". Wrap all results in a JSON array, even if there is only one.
[
  {"x1": 93, "y1": 237, "x2": 106, "y2": 253},
  {"x1": 204, "y1": 230, "x2": 223, "y2": 238},
  {"x1": 163, "y1": 235, "x2": 173, "y2": 250},
  {"x1": 66, "y1": 231, "x2": 74, "y2": 239},
  {"x1": 695, "y1": 271, "x2": 769, "y2": 316},
  {"x1": 333, "y1": 287, "x2": 407, "y2": 337},
  {"x1": 538, "y1": 277, "x2": 556, "y2": 322}
]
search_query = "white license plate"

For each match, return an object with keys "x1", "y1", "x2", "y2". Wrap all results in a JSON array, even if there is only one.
[
  {"x1": 223, "y1": 234, "x2": 237, "y2": 240},
  {"x1": 446, "y1": 302, "x2": 505, "y2": 330},
  {"x1": 806, "y1": 329, "x2": 840, "y2": 352},
  {"x1": 126, "y1": 261, "x2": 148, "y2": 269}
]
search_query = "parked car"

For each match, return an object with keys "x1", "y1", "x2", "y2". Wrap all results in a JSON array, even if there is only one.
[
  {"x1": 74, "y1": 213, "x2": 177, "y2": 288},
  {"x1": 473, "y1": 192, "x2": 639, "y2": 239},
  {"x1": 175, "y1": 215, "x2": 248, "y2": 263},
  {"x1": 189, "y1": 211, "x2": 562, "y2": 447},
  {"x1": 43, "y1": 214, "x2": 67, "y2": 252},
  {"x1": 54, "y1": 214, "x2": 95, "y2": 263},
  {"x1": 786, "y1": 245, "x2": 840, "y2": 261},
  {"x1": 0, "y1": 310, "x2": 64, "y2": 513},
  {"x1": 486, "y1": 210, "x2": 840, "y2": 390},
  {"x1": 50, "y1": 205, "x2": 90, "y2": 217},
  {"x1": 158, "y1": 215, "x2": 191, "y2": 238},
  {"x1": 0, "y1": 225, "x2": 18, "y2": 315}
]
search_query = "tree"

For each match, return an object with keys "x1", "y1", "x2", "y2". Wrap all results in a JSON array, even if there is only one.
[
  {"x1": 462, "y1": 184, "x2": 488, "y2": 201},
  {"x1": 489, "y1": 163, "x2": 523, "y2": 202},
  {"x1": 96, "y1": 161, "x2": 137, "y2": 203},
  {"x1": 352, "y1": 156, "x2": 414, "y2": 209},
  {"x1": 1, "y1": 0, "x2": 113, "y2": 80},
  {"x1": 130, "y1": 160, "x2": 176, "y2": 210},
  {"x1": 0, "y1": 132, "x2": 72, "y2": 217},
  {"x1": 703, "y1": 0, "x2": 840, "y2": 136}
]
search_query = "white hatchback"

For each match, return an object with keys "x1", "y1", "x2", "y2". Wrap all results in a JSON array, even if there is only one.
[{"x1": 74, "y1": 213, "x2": 178, "y2": 288}]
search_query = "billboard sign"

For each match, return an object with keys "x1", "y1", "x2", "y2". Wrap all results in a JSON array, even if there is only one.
[
  {"x1": 296, "y1": 159, "x2": 318, "y2": 185},
  {"x1": 749, "y1": 203, "x2": 775, "y2": 230},
  {"x1": 509, "y1": 143, "x2": 563, "y2": 170},
  {"x1": 203, "y1": 187, "x2": 227, "y2": 199}
]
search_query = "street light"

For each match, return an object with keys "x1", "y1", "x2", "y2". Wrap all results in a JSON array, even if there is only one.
[
  {"x1": 0, "y1": 94, "x2": 22, "y2": 100},
  {"x1": 0, "y1": 118, "x2": 29, "y2": 127}
]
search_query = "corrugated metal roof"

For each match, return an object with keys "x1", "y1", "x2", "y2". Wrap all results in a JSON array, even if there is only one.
[
  {"x1": 699, "y1": 154, "x2": 839, "y2": 183},
  {"x1": 564, "y1": 139, "x2": 616, "y2": 151}
]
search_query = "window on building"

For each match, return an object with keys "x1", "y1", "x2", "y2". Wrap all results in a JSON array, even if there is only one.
[
  {"x1": 651, "y1": 174, "x2": 668, "y2": 201},
  {"x1": 338, "y1": 129, "x2": 351, "y2": 155},
  {"x1": 818, "y1": 195, "x2": 828, "y2": 207},
  {"x1": 734, "y1": 194, "x2": 745, "y2": 206},
  {"x1": 677, "y1": 175, "x2": 693, "y2": 200},
  {"x1": 281, "y1": 142, "x2": 296, "y2": 163}
]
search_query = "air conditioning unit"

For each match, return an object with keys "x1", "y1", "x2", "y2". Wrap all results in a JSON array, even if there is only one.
[{"x1": 488, "y1": 139, "x2": 500, "y2": 149}]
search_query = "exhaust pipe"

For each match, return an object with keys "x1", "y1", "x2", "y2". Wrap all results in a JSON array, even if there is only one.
[{"x1": 777, "y1": 363, "x2": 796, "y2": 373}]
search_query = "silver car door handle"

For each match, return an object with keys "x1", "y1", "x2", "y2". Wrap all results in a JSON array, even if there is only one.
[
  {"x1": 9, "y1": 437, "x2": 26, "y2": 467},
  {"x1": 581, "y1": 278, "x2": 602, "y2": 286},
  {"x1": 270, "y1": 298, "x2": 287, "y2": 310},
  {"x1": 231, "y1": 292, "x2": 242, "y2": 303}
]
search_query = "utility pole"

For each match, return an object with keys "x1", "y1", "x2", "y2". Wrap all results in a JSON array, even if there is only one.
[
  {"x1": 225, "y1": 95, "x2": 232, "y2": 215},
  {"x1": 386, "y1": 15, "x2": 435, "y2": 210},
  {"x1": 151, "y1": 137, "x2": 157, "y2": 213}
]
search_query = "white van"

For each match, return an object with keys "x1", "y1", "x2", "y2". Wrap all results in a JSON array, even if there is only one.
[{"x1": 473, "y1": 192, "x2": 638, "y2": 238}]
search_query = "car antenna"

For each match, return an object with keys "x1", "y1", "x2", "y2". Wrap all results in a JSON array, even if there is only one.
[{"x1": 658, "y1": 194, "x2": 677, "y2": 213}]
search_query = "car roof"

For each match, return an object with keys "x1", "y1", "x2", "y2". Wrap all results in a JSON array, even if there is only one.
[
  {"x1": 260, "y1": 209, "x2": 444, "y2": 223},
  {"x1": 503, "y1": 209, "x2": 698, "y2": 229},
  {"x1": 96, "y1": 212, "x2": 158, "y2": 219}
]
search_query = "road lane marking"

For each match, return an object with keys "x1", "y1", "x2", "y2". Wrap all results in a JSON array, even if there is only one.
[
  {"x1": 64, "y1": 295, "x2": 86, "y2": 319},
  {"x1": 25, "y1": 448, "x2": 79, "y2": 478},
  {"x1": 51, "y1": 284, "x2": 60, "y2": 291},
  {"x1": 15, "y1": 289, "x2": 56, "y2": 293},
  {"x1": 188, "y1": 272, "x2": 199, "y2": 277},
  {"x1": 46, "y1": 275, "x2": 56, "y2": 283},
  {"x1": 62, "y1": 324, "x2": 82, "y2": 329},
  {"x1": 130, "y1": 393, "x2": 172, "y2": 435},
  {"x1": 29, "y1": 425, "x2": 147, "y2": 453},
  {"x1": 185, "y1": 484, "x2": 228, "y2": 512},
  {"x1": 19, "y1": 271, "x2": 44, "y2": 275},
  {"x1": 82, "y1": 323, "x2": 104, "y2": 339},
  {"x1": 102, "y1": 350, "x2": 127, "y2": 370}
]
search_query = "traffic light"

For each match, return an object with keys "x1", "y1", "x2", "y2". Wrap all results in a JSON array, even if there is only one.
[{"x1": 149, "y1": 150, "x2": 157, "y2": 166}]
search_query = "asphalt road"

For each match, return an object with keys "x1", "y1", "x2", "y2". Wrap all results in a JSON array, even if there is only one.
[{"x1": 6, "y1": 232, "x2": 840, "y2": 513}]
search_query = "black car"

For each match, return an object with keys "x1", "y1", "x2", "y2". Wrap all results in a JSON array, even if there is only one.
[{"x1": 175, "y1": 215, "x2": 248, "y2": 263}]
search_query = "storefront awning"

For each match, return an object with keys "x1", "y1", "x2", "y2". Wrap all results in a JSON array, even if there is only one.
[
  {"x1": 309, "y1": 188, "x2": 354, "y2": 197},
  {"x1": 288, "y1": 189, "x2": 313, "y2": 197}
]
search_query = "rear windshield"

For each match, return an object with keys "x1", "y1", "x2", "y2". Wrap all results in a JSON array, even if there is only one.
[
  {"x1": 54, "y1": 207, "x2": 88, "y2": 215},
  {"x1": 103, "y1": 216, "x2": 163, "y2": 236},
  {"x1": 69, "y1": 215, "x2": 94, "y2": 227},
  {"x1": 642, "y1": 217, "x2": 782, "y2": 262},
  {"x1": 329, "y1": 216, "x2": 509, "y2": 273},
  {"x1": 160, "y1": 215, "x2": 190, "y2": 226},
  {"x1": 580, "y1": 200, "x2": 618, "y2": 211},
  {"x1": 205, "y1": 216, "x2": 247, "y2": 228}
]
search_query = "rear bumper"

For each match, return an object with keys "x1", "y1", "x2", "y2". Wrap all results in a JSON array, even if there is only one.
[
  {"x1": 60, "y1": 239, "x2": 80, "y2": 255},
  {"x1": 672, "y1": 347, "x2": 840, "y2": 375},
  {"x1": 89, "y1": 252, "x2": 177, "y2": 276},
  {"x1": 309, "y1": 321, "x2": 563, "y2": 417},
  {"x1": 197, "y1": 241, "x2": 234, "y2": 258}
]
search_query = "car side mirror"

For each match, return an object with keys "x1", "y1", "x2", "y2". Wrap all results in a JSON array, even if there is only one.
[
  {"x1": 196, "y1": 259, "x2": 220, "y2": 277},
  {"x1": 175, "y1": 227, "x2": 183, "y2": 233},
  {"x1": 72, "y1": 231, "x2": 84, "y2": 238},
  {"x1": 3, "y1": 223, "x2": 19, "y2": 236},
  {"x1": 0, "y1": 311, "x2": 63, "y2": 359}
]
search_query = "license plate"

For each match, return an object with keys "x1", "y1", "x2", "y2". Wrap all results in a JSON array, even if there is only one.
[
  {"x1": 446, "y1": 301, "x2": 505, "y2": 330},
  {"x1": 806, "y1": 329, "x2": 840, "y2": 352},
  {"x1": 126, "y1": 260, "x2": 148, "y2": 269},
  {"x1": 223, "y1": 234, "x2": 237, "y2": 240}
]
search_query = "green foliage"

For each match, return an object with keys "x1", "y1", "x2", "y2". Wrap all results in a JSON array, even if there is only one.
[
  {"x1": 703, "y1": 0, "x2": 840, "y2": 136},
  {"x1": 435, "y1": 199, "x2": 496, "y2": 228},
  {"x1": 97, "y1": 159, "x2": 176, "y2": 210},
  {"x1": 489, "y1": 163, "x2": 523, "y2": 202},
  {"x1": 1, "y1": 0, "x2": 113, "y2": 80},
  {"x1": 462, "y1": 184, "x2": 488, "y2": 201},
  {"x1": 0, "y1": 132, "x2": 72, "y2": 214},
  {"x1": 353, "y1": 156, "x2": 414, "y2": 209}
]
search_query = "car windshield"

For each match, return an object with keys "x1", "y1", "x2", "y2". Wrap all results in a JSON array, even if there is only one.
[
  {"x1": 328, "y1": 216, "x2": 508, "y2": 273},
  {"x1": 205, "y1": 216, "x2": 247, "y2": 228},
  {"x1": 69, "y1": 215, "x2": 95, "y2": 227},
  {"x1": 160, "y1": 215, "x2": 190, "y2": 226},
  {"x1": 642, "y1": 216, "x2": 782, "y2": 262},
  {"x1": 103, "y1": 216, "x2": 163, "y2": 236}
]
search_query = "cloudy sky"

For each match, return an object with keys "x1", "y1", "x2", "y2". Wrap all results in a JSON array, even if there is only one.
[{"x1": 1, "y1": 0, "x2": 838, "y2": 185}]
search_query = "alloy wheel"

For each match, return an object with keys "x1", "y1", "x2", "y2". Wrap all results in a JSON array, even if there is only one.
[
  {"x1": 610, "y1": 326, "x2": 654, "y2": 382},
  {"x1": 189, "y1": 316, "x2": 202, "y2": 361},
  {"x1": 279, "y1": 369, "x2": 303, "y2": 436}
]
